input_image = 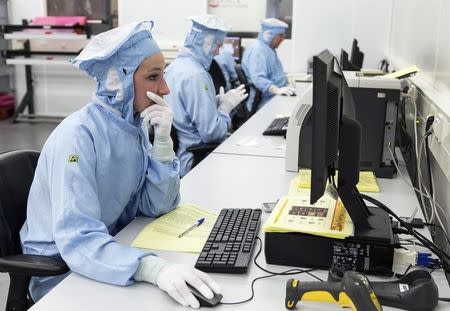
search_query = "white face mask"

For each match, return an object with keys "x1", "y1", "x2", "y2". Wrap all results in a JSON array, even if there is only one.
[
  {"x1": 203, "y1": 34, "x2": 215, "y2": 55},
  {"x1": 105, "y1": 68, "x2": 124, "y2": 101}
]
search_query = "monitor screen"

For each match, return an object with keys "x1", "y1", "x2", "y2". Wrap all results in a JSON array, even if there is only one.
[
  {"x1": 310, "y1": 50, "x2": 341, "y2": 204},
  {"x1": 350, "y1": 39, "x2": 364, "y2": 69},
  {"x1": 311, "y1": 49, "x2": 380, "y2": 232},
  {"x1": 223, "y1": 37, "x2": 241, "y2": 61},
  {"x1": 340, "y1": 49, "x2": 360, "y2": 71}
]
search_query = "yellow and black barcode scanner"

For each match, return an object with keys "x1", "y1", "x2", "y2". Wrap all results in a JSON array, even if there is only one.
[{"x1": 285, "y1": 271, "x2": 382, "y2": 311}]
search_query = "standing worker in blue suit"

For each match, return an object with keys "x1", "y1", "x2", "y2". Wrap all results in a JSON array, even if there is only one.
[
  {"x1": 20, "y1": 21, "x2": 221, "y2": 309},
  {"x1": 165, "y1": 15, "x2": 248, "y2": 177},
  {"x1": 242, "y1": 18, "x2": 295, "y2": 111}
]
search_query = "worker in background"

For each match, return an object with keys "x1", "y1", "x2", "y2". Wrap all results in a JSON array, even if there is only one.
[
  {"x1": 241, "y1": 18, "x2": 295, "y2": 111},
  {"x1": 164, "y1": 15, "x2": 248, "y2": 177},
  {"x1": 214, "y1": 44, "x2": 238, "y2": 91},
  {"x1": 20, "y1": 21, "x2": 220, "y2": 309}
]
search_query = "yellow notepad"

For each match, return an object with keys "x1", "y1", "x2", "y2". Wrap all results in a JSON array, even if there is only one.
[
  {"x1": 132, "y1": 203, "x2": 218, "y2": 253},
  {"x1": 293, "y1": 169, "x2": 380, "y2": 193},
  {"x1": 383, "y1": 66, "x2": 419, "y2": 79},
  {"x1": 263, "y1": 195, "x2": 354, "y2": 239}
]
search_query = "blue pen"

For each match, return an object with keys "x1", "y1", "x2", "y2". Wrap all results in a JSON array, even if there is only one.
[{"x1": 178, "y1": 218, "x2": 205, "y2": 238}]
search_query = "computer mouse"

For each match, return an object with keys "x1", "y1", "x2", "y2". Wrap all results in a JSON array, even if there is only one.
[{"x1": 188, "y1": 284, "x2": 223, "y2": 307}]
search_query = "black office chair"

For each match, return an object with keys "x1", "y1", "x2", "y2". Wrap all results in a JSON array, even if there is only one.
[
  {"x1": 0, "y1": 150, "x2": 69, "y2": 311},
  {"x1": 186, "y1": 142, "x2": 220, "y2": 169},
  {"x1": 148, "y1": 127, "x2": 218, "y2": 171},
  {"x1": 208, "y1": 59, "x2": 227, "y2": 95},
  {"x1": 233, "y1": 64, "x2": 262, "y2": 129}
]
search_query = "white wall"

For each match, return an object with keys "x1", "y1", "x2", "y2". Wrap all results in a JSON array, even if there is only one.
[
  {"x1": 388, "y1": 0, "x2": 450, "y2": 239},
  {"x1": 291, "y1": 0, "x2": 393, "y2": 72},
  {"x1": 118, "y1": 0, "x2": 207, "y2": 44}
]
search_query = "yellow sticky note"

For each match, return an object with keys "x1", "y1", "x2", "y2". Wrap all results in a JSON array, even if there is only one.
[
  {"x1": 296, "y1": 169, "x2": 380, "y2": 193},
  {"x1": 132, "y1": 203, "x2": 218, "y2": 253}
]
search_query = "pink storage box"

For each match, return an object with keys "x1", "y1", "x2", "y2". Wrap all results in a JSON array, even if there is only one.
[{"x1": 31, "y1": 16, "x2": 87, "y2": 26}]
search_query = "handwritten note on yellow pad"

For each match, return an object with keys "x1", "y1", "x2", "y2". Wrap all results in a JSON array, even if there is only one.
[
  {"x1": 295, "y1": 169, "x2": 380, "y2": 193},
  {"x1": 132, "y1": 203, "x2": 218, "y2": 253},
  {"x1": 263, "y1": 195, "x2": 354, "y2": 239}
]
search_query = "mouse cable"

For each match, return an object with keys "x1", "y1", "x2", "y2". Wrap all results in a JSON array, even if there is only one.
[{"x1": 220, "y1": 237, "x2": 322, "y2": 305}]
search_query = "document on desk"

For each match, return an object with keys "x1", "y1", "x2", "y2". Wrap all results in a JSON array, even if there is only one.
[
  {"x1": 291, "y1": 169, "x2": 380, "y2": 193},
  {"x1": 132, "y1": 203, "x2": 218, "y2": 253},
  {"x1": 263, "y1": 195, "x2": 354, "y2": 239}
]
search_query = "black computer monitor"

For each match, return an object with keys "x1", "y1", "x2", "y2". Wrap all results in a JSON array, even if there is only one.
[
  {"x1": 223, "y1": 37, "x2": 241, "y2": 61},
  {"x1": 310, "y1": 49, "x2": 391, "y2": 241},
  {"x1": 340, "y1": 49, "x2": 360, "y2": 71},
  {"x1": 350, "y1": 39, "x2": 364, "y2": 69}
]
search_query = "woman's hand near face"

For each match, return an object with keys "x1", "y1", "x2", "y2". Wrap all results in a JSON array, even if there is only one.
[{"x1": 141, "y1": 92, "x2": 173, "y2": 140}]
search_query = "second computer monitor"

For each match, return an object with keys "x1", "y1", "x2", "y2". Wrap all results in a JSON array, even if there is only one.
[
  {"x1": 350, "y1": 39, "x2": 364, "y2": 69},
  {"x1": 310, "y1": 50, "x2": 341, "y2": 204},
  {"x1": 223, "y1": 37, "x2": 241, "y2": 61}
]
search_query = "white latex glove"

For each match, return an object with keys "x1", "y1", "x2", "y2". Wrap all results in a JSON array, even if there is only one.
[
  {"x1": 269, "y1": 85, "x2": 295, "y2": 96},
  {"x1": 156, "y1": 263, "x2": 221, "y2": 309},
  {"x1": 140, "y1": 91, "x2": 175, "y2": 162},
  {"x1": 134, "y1": 257, "x2": 220, "y2": 308},
  {"x1": 217, "y1": 84, "x2": 248, "y2": 115}
]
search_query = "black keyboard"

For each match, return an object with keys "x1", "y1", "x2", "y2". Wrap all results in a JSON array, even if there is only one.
[
  {"x1": 262, "y1": 117, "x2": 289, "y2": 136},
  {"x1": 195, "y1": 208, "x2": 262, "y2": 273}
]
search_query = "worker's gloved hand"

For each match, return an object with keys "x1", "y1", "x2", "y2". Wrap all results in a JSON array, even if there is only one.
[
  {"x1": 140, "y1": 91, "x2": 175, "y2": 162},
  {"x1": 217, "y1": 84, "x2": 248, "y2": 114},
  {"x1": 134, "y1": 257, "x2": 220, "y2": 309},
  {"x1": 157, "y1": 263, "x2": 221, "y2": 309},
  {"x1": 269, "y1": 85, "x2": 295, "y2": 96}
]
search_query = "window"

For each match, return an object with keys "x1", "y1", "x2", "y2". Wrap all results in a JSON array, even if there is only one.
[{"x1": 47, "y1": 0, "x2": 118, "y2": 33}]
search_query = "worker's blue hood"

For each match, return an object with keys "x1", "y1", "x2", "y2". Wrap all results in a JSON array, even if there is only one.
[
  {"x1": 257, "y1": 18, "x2": 288, "y2": 46},
  {"x1": 71, "y1": 21, "x2": 160, "y2": 125},
  {"x1": 179, "y1": 20, "x2": 227, "y2": 70}
]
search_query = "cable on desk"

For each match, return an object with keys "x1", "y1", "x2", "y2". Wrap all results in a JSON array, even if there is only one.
[
  {"x1": 252, "y1": 237, "x2": 324, "y2": 282},
  {"x1": 374, "y1": 264, "x2": 413, "y2": 278},
  {"x1": 358, "y1": 193, "x2": 450, "y2": 274},
  {"x1": 220, "y1": 237, "x2": 321, "y2": 306},
  {"x1": 424, "y1": 223, "x2": 450, "y2": 246},
  {"x1": 439, "y1": 297, "x2": 450, "y2": 302}
]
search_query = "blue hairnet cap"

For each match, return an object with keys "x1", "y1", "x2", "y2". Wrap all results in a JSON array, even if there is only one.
[
  {"x1": 259, "y1": 18, "x2": 288, "y2": 45},
  {"x1": 70, "y1": 21, "x2": 161, "y2": 124},
  {"x1": 71, "y1": 21, "x2": 160, "y2": 79},
  {"x1": 181, "y1": 15, "x2": 231, "y2": 70}
]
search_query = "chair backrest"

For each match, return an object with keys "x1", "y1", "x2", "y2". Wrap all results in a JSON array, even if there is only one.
[
  {"x1": 208, "y1": 59, "x2": 227, "y2": 95},
  {"x1": 234, "y1": 64, "x2": 262, "y2": 114},
  {"x1": 0, "y1": 150, "x2": 39, "y2": 257}
]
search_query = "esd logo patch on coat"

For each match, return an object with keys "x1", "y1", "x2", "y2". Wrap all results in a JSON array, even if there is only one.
[{"x1": 68, "y1": 154, "x2": 79, "y2": 163}]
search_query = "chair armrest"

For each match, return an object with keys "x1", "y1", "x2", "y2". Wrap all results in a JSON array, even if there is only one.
[
  {"x1": 0, "y1": 254, "x2": 69, "y2": 277},
  {"x1": 186, "y1": 143, "x2": 220, "y2": 153}
]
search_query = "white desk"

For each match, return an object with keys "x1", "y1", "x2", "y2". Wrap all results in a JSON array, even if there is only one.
[
  {"x1": 30, "y1": 152, "x2": 450, "y2": 310},
  {"x1": 213, "y1": 83, "x2": 310, "y2": 158}
]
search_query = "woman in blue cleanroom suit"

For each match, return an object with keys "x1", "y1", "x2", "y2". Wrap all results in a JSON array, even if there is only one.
[
  {"x1": 164, "y1": 15, "x2": 248, "y2": 177},
  {"x1": 242, "y1": 18, "x2": 295, "y2": 111},
  {"x1": 20, "y1": 21, "x2": 220, "y2": 309}
]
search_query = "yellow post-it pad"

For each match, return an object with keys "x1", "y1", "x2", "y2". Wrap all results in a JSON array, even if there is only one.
[{"x1": 295, "y1": 169, "x2": 380, "y2": 193}]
